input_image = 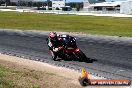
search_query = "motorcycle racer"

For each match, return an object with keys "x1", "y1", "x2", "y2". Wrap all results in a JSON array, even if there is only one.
[
  {"x1": 47, "y1": 32, "x2": 88, "y2": 61},
  {"x1": 48, "y1": 32, "x2": 63, "y2": 52}
]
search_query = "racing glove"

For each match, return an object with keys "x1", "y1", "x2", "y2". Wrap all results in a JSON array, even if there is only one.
[{"x1": 53, "y1": 48, "x2": 59, "y2": 52}]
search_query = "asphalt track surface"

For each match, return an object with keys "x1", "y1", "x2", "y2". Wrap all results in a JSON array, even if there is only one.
[{"x1": 0, "y1": 30, "x2": 132, "y2": 81}]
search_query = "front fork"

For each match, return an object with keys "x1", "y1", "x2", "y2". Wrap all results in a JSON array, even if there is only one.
[{"x1": 73, "y1": 48, "x2": 80, "y2": 58}]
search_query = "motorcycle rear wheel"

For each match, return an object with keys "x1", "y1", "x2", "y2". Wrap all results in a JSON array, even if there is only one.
[{"x1": 76, "y1": 50, "x2": 87, "y2": 62}]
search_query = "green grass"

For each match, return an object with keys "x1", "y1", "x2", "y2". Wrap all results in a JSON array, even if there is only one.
[
  {"x1": 0, "y1": 12, "x2": 132, "y2": 37},
  {"x1": 0, "y1": 62, "x2": 79, "y2": 88},
  {"x1": 0, "y1": 65, "x2": 15, "y2": 88},
  {"x1": 0, "y1": 64, "x2": 42, "y2": 88}
]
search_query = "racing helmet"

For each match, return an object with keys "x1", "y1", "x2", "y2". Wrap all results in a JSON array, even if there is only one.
[{"x1": 49, "y1": 32, "x2": 57, "y2": 41}]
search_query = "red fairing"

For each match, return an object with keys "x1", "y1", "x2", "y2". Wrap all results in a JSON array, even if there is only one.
[
  {"x1": 75, "y1": 48, "x2": 80, "y2": 52},
  {"x1": 66, "y1": 49, "x2": 72, "y2": 53}
]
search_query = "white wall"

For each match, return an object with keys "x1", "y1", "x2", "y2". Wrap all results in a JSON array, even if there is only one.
[
  {"x1": 120, "y1": 1, "x2": 132, "y2": 14},
  {"x1": 83, "y1": 0, "x2": 90, "y2": 11},
  {"x1": 52, "y1": 0, "x2": 65, "y2": 9}
]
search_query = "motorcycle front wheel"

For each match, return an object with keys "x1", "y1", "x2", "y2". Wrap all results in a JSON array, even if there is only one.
[{"x1": 50, "y1": 50, "x2": 57, "y2": 61}]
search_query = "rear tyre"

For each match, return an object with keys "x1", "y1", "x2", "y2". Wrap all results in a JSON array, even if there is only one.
[{"x1": 50, "y1": 50, "x2": 57, "y2": 61}]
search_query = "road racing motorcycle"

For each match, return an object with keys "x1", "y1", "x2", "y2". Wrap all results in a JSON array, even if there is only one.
[{"x1": 47, "y1": 34, "x2": 88, "y2": 61}]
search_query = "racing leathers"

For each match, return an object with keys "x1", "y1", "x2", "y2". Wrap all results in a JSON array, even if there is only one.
[{"x1": 47, "y1": 36, "x2": 63, "y2": 53}]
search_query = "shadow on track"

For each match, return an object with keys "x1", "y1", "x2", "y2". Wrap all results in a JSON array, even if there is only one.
[
  {"x1": 54, "y1": 57, "x2": 98, "y2": 63},
  {"x1": 86, "y1": 57, "x2": 98, "y2": 63}
]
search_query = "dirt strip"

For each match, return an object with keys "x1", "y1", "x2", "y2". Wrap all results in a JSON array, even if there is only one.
[{"x1": 0, "y1": 53, "x2": 130, "y2": 88}]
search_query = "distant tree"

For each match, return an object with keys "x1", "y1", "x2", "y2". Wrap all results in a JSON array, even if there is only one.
[
  {"x1": 46, "y1": 0, "x2": 52, "y2": 8},
  {"x1": 5, "y1": 0, "x2": 10, "y2": 7},
  {"x1": 33, "y1": 2, "x2": 37, "y2": 7},
  {"x1": 10, "y1": 2, "x2": 17, "y2": 6},
  {"x1": 48, "y1": 1, "x2": 52, "y2": 7},
  {"x1": 36, "y1": 2, "x2": 41, "y2": 7},
  {"x1": 76, "y1": 3, "x2": 80, "y2": 11},
  {"x1": 22, "y1": 1, "x2": 26, "y2": 6},
  {"x1": 0, "y1": 0, "x2": 2, "y2": 5},
  {"x1": 75, "y1": 2, "x2": 83, "y2": 11},
  {"x1": 66, "y1": 2, "x2": 83, "y2": 9},
  {"x1": 28, "y1": 1, "x2": 32, "y2": 7}
]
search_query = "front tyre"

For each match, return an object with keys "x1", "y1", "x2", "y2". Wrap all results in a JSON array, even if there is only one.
[{"x1": 50, "y1": 50, "x2": 57, "y2": 61}]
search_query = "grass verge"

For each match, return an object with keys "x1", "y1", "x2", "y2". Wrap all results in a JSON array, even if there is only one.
[
  {"x1": 0, "y1": 59, "x2": 80, "y2": 88},
  {"x1": 0, "y1": 64, "x2": 41, "y2": 88},
  {"x1": 0, "y1": 12, "x2": 132, "y2": 37}
]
